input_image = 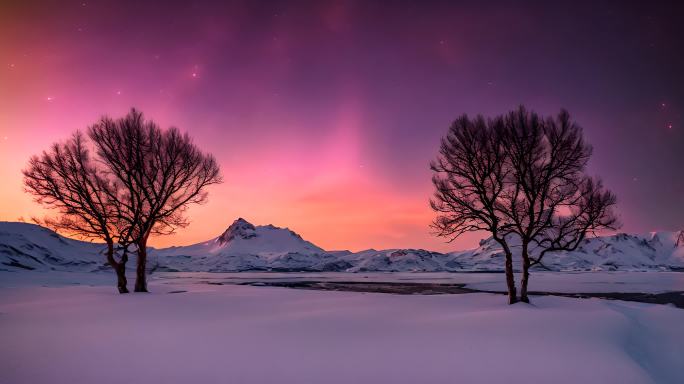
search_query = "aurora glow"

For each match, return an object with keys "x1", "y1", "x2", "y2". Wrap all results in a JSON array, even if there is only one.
[{"x1": 1, "y1": 1, "x2": 682, "y2": 251}]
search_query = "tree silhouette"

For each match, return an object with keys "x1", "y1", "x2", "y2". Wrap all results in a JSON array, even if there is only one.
[
  {"x1": 430, "y1": 115, "x2": 519, "y2": 304},
  {"x1": 23, "y1": 132, "x2": 132, "y2": 293},
  {"x1": 531, "y1": 178, "x2": 618, "y2": 267},
  {"x1": 499, "y1": 107, "x2": 618, "y2": 302},
  {"x1": 24, "y1": 109, "x2": 222, "y2": 293},
  {"x1": 89, "y1": 109, "x2": 222, "y2": 292},
  {"x1": 431, "y1": 106, "x2": 618, "y2": 304}
]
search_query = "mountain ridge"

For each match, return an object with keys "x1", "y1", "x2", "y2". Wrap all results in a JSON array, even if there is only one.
[{"x1": 1, "y1": 219, "x2": 683, "y2": 273}]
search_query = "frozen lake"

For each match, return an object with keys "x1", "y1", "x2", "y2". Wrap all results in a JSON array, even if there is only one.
[
  {"x1": 2, "y1": 270, "x2": 684, "y2": 294},
  {"x1": 152, "y1": 271, "x2": 684, "y2": 294}
]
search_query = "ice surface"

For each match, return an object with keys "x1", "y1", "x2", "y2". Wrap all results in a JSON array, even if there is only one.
[{"x1": 3, "y1": 270, "x2": 684, "y2": 294}]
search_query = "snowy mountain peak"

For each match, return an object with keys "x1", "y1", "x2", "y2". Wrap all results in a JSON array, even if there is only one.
[
  {"x1": 153, "y1": 218, "x2": 329, "y2": 271},
  {"x1": 218, "y1": 218, "x2": 257, "y2": 244},
  {"x1": 210, "y1": 218, "x2": 325, "y2": 254}
]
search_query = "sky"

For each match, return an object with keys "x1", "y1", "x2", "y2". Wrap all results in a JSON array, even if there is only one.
[{"x1": 1, "y1": 0, "x2": 683, "y2": 252}]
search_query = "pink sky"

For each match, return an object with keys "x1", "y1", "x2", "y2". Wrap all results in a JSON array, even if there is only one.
[
  {"x1": 0, "y1": 29, "x2": 474, "y2": 252},
  {"x1": 2, "y1": 1, "x2": 682, "y2": 251}
]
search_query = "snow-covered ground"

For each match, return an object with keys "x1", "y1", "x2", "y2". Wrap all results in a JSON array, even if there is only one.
[
  {"x1": 1, "y1": 273, "x2": 683, "y2": 384},
  {"x1": 2, "y1": 220, "x2": 684, "y2": 383}
]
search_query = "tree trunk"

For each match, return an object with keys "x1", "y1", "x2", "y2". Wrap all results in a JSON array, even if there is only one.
[
  {"x1": 504, "y1": 253, "x2": 518, "y2": 304},
  {"x1": 115, "y1": 262, "x2": 128, "y2": 294},
  {"x1": 497, "y1": 239, "x2": 518, "y2": 304},
  {"x1": 105, "y1": 240, "x2": 128, "y2": 294},
  {"x1": 134, "y1": 238, "x2": 148, "y2": 292},
  {"x1": 520, "y1": 242, "x2": 531, "y2": 303}
]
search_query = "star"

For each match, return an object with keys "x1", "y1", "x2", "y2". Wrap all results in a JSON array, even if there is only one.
[
  {"x1": 191, "y1": 65, "x2": 200, "y2": 78},
  {"x1": 667, "y1": 123, "x2": 673, "y2": 129},
  {"x1": 46, "y1": 96, "x2": 53, "y2": 101}
]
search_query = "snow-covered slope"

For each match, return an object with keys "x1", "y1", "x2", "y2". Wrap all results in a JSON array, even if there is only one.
[
  {"x1": 0, "y1": 222, "x2": 106, "y2": 272},
  {"x1": 2, "y1": 219, "x2": 684, "y2": 273}
]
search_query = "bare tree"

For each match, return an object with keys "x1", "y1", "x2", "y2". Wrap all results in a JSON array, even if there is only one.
[
  {"x1": 23, "y1": 132, "x2": 132, "y2": 293},
  {"x1": 532, "y1": 177, "x2": 618, "y2": 267},
  {"x1": 499, "y1": 107, "x2": 618, "y2": 302},
  {"x1": 89, "y1": 109, "x2": 223, "y2": 292},
  {"x1": 431, "y1": 107, "x2": 618, "y2": 304},
  {"x1": 430, "y1": 115, "x2": 519, "y2": 304}
]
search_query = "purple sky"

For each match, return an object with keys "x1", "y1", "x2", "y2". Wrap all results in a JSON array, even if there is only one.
[{"x1": 1, "y1": 0, "x2": 683, "y2": 251}]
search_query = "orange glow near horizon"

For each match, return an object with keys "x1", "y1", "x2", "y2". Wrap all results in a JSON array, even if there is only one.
[
  {"x1": 0, "y1": 2, "x2": 481, "y2": 253},
  {"x1": 0, "y1": 93, "x2": 477, "y2": 253},
  {"x1": 0, "y1": 110, "x2": 478, "y2": 252}
]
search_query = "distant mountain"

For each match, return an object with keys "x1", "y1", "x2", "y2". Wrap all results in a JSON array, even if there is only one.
[
  {"x1": 336, "y1": 249, "x2": 460, "y2": 272},
  {"x1": 2, "y1": 219, "x2": 684, "y2": 273},
  {"x1": 154, "y1": 218, "x2": 334, "y2": 272},
  {"x1": 0, "y1": 222, "x2": 106, "y2": 272},
  {"x1": 447, "y1": 232, "x2": 684, "y2": 272}
]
